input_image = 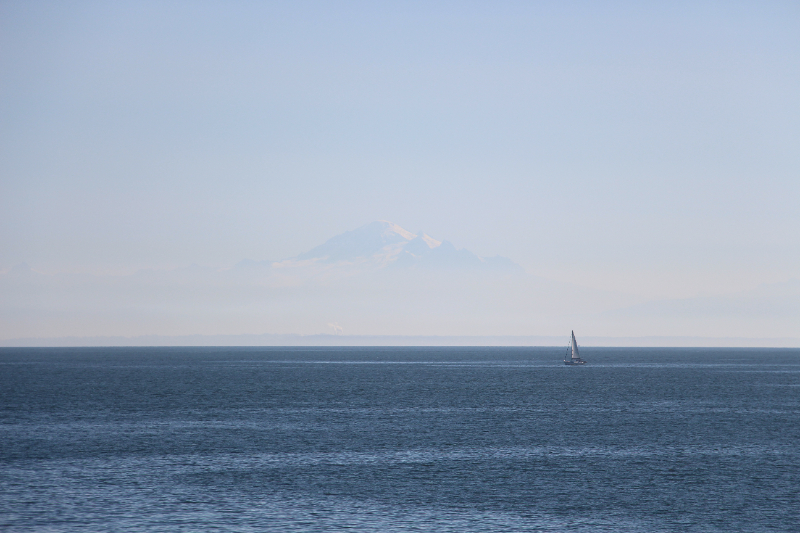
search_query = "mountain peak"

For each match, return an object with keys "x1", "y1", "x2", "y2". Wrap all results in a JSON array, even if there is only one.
[
  {"x1": 376, "y1": 220, "x2": 416, "y2": 241},
  {"x1": 290, "y1": 221, "x2": 522, "y2": 273},
  {"x1": 296, "y1": 221, "x2": 415, "y2": 262}
]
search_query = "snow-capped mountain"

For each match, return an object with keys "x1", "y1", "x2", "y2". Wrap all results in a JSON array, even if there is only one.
[
  {"x1": 296, "y1": 221, "x2": 423, "y2": 263},
  {"x1": 4, "y1": 222, "x2": 798, "y2": 342},
  {"x1": 290, "y1": 220, "x2": 522, "y2": 272}
]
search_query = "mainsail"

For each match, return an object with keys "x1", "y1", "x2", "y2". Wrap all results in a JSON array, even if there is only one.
[
  {"x1": 571, "y1": 330, "x2": 580, "y2": 360},
  {"x1": 564, "y1": 330, "x2": 586, "y2": 364}
]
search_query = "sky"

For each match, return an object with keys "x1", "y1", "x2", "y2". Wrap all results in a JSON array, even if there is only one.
[{"x1": 1, "y1": 1, "x2": 799, "y2": 341}]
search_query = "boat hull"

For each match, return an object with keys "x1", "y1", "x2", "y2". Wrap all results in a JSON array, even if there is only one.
[{"x1": 564, "y1": 359, "x2": 586, "y2": 365}]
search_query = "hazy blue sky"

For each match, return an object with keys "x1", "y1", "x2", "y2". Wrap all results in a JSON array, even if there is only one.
[{"x1": 2, "y1": 1, "x2": 799, "y2": 300}]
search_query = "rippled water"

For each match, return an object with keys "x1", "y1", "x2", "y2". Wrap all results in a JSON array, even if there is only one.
[{"x1": 1, "y1": 346, "x2": 799, "y2": 532}]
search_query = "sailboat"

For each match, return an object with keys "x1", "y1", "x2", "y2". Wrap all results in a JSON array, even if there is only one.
[{"x1": 564, "y1": 330, "x2": 586, "y2": 365}]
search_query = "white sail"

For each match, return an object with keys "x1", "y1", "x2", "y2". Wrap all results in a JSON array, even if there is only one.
[
  {"x1": 564, "y1": 330, "x2": 586, "y2": 365},
  {"x1": 571, "y1": 330, "x2": 580, "y2": 360}
]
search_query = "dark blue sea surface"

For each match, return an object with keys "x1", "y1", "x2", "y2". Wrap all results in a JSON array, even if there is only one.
[{"x1": 1, "y1": 346, "x2": 799, "y2": 532}]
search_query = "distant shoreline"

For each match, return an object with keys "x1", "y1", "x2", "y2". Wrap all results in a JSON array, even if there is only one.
[{"x1": 2, "y1": 334, "x2": 799, "y2": 348}]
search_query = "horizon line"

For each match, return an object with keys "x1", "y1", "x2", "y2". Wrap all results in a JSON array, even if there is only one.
[{"x1": 2, "y1": 333, "x2": 799, "y2": 349}]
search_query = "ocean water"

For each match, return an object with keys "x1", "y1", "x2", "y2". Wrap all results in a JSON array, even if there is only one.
[{"x1": 1, "y1": 346, "x2": 799, "y2": 532}]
